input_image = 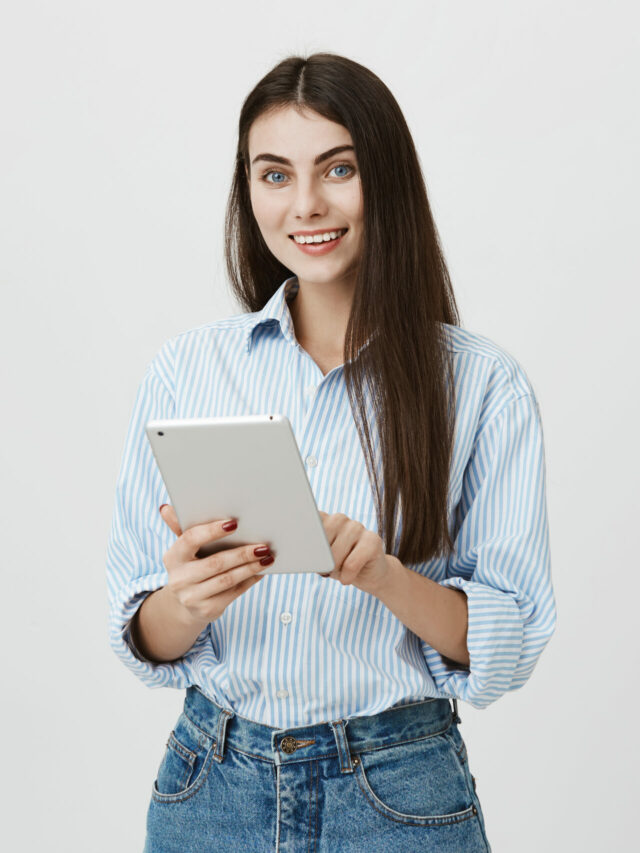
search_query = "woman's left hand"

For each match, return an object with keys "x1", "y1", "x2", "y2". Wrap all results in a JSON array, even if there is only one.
[{"x1": 316, "y1": 511, "x2": 395, "y2": 597}]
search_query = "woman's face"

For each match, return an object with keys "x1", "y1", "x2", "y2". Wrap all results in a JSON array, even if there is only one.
[{"x1": 247, "y1": 106, "x2": 363, "y2": 289}]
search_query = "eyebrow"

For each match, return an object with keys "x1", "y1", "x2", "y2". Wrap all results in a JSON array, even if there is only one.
[{"x1": 250, "y1": 144, "x2": 355, "y2": 168}]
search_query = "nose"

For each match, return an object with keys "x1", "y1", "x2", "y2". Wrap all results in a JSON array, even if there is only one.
[{"x1": 292, "y1": 176, "x2": 329, "y2": 221}]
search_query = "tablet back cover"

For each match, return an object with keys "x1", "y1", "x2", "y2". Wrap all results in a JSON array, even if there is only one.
[{"x1": 145, "y1": 414, "x2": 334, "y2": 575}]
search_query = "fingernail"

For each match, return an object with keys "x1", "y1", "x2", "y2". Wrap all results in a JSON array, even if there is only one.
[
  {"x1": 222, "y1": 520, "x2": 237, "y2": 531},
  {"x1": 254, "y1": 546, "x2": 270, "y2": 556},
  {"x1": 159, "y1": 504, "x2": 167, "y2": 512}
]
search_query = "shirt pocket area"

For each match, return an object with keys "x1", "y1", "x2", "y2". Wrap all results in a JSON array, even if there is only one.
[{"x1": 152, "y1": 711, "x2": 216, "y2": 802}]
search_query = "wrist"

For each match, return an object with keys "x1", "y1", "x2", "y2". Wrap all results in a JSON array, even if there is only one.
[
  {"x1": 375, "y1": 554, "x2": 405, "y2": 599},
  {"x1": 161, "y1": 585, "x2": 209, "y2": 633}
]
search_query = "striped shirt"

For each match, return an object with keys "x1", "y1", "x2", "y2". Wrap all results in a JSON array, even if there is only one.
[{"x1": 106, "y1": 275, "x2": 557, "y2": 727}]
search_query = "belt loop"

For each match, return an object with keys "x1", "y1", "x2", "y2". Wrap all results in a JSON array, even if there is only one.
[
  {"x1": 451, "y1": 697, "x2": 461, "y2": 725},
  {"x1": 212, "y1": 706, "x2": 235, "y2": 763},
  {"x1": 329, "y1": 719, "x2": 354, "y2": 775}
]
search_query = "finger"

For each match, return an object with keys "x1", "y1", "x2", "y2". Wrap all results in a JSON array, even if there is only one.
[
  {"x1": 188, "y1": 542, "x2": 273, "y2": 584},
  {"x1": 208, "y1": 572, "x2": 265, "y2": 611},
  {"x1": 162, "y1": 513, "x2": 238, "y2": 569},
  {"x1": 192, "y1": 559, "x2": 266, "y2": 599},
  {"x1": 159, "y1": 504, "x2": 182, "y2": 536},
  {"x1": 321, "y1": 513, "x2": 349, "y2": 546}
]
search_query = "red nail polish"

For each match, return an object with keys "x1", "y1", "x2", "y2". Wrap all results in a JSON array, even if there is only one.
[
  {"x1": 159, "y1": 504, "x2": 167, "y2": 512},
  {"x1": 254, "y1": 546, "x2": 270, "y2": 556}
]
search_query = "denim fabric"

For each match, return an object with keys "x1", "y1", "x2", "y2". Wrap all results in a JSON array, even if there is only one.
[{"x1": 143, "y1": 686, "x2": 491, "y2": 852}]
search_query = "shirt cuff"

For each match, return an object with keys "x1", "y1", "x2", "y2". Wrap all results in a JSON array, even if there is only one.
[
  {"x1": 108, "y1": 573, "x2": 197, "y2": 689},
  {"x1": 123, "y1": 606, "x2": 156, "y2": 664},
  {"x1": 420, "y1": 576, "x2": 525, "y2": 709}
]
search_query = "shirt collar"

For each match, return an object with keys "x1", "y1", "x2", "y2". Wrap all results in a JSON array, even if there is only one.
[
  {"x1": 245, "y1": 274, "x2": 376, "y2": 360},
  {"x1": 245, "y1": 275, "x2": 300, "y2": 355}
]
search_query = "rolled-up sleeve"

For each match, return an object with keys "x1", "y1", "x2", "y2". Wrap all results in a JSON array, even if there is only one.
[
  {"x1": 105, "y1": 342, "x2": 203, "y2": 689},
  {"x1": 421, "y1": 392, "x2": 557, "y2": 709}
]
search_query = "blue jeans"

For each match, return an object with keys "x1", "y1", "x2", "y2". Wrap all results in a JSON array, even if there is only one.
[{"x1": 143, "y1": 685, "x2": 491, "y2": 852}]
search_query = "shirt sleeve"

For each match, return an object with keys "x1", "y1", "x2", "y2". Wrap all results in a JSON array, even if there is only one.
[
  {"x1": 105, "y1": 342, "x2": 207, "y2": 689},
  {"x1": 420, "y1": 392, "x2": 557, "y2": 709}
]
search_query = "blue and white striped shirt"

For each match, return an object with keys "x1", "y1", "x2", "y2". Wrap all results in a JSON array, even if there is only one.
[{"x1": 106, "y1": 275, "x2": 556, "y2": 727}]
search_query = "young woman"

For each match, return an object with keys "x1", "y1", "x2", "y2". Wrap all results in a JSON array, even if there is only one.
[{"x1": 107, "y1": 52, "x2": 556, "y2": 852}]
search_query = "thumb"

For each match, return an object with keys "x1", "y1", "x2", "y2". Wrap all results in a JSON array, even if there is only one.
[{"x1": 159, "y1": 503, "x2": 183, "y2": 537}]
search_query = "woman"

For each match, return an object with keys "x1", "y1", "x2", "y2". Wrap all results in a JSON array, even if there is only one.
[{"x1": 107, "y1": 52, "x2": 556, "y2": 852}]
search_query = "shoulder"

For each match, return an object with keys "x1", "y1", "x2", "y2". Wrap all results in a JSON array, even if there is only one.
[
  {"x1": 151, "y1": 311, "x2": 259, "y2": 363},
  {"x1": 173, "y1": 311, "x2": 257, "y2": 346},
  {"x1": 440, "y1": 323, "x2": 539, "y2": 422},
  {"x1": 141, "y1": 311, "x2": 260, "y2": 400}
]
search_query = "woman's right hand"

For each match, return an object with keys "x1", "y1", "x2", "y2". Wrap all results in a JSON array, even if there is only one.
[{"x1": 159, "y1": 504, "x2": 271, "y2": 628}]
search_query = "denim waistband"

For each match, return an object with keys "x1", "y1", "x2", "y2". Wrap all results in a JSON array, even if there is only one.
[{"x1": 183, "y1": 686, "x2": 459, "y2": 773}]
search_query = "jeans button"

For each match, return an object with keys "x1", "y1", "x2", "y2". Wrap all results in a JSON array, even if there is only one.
[{"x1": 280, "y1": 736, "x2": 298, "y2": 754}]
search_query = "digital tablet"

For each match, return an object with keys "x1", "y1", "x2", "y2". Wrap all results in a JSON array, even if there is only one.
[{"x1": 144, "y1": 415, "x2": 335, "y2": 575}]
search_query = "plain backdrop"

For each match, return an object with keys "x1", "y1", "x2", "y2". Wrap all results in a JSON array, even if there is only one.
[{"x1": 1, "y1": 1, "x2": 638, "y2": 850}]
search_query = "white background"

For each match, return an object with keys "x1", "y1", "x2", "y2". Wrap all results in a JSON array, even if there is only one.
[{"x1": 1, "y1": 1, "x2": 638, "y2": 850}]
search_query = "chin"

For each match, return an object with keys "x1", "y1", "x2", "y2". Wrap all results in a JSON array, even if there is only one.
[{"x1": 291, "y1": 265, "x2": 351, "y2": 285}]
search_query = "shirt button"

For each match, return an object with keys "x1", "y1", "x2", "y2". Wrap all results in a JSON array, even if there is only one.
[
  {"x1": 280, "y1": 612, "x2": 292, "y2": 624},
  {"x1": 276, "y1": 688, "x2": 289, "y2": 699},
  {"x1": 305, "y1": 385, "x2": 317, "y2": 396},
  {"x1": 306, "y1": 455, "x2": 317, "y2": 467}
]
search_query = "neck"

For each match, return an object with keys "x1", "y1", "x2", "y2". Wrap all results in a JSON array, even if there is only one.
[{"x1": 288, "y1": 275, "x2": 355, "y2": 354}]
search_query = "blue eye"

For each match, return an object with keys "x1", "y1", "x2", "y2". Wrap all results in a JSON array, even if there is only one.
[
  {"x1": 260, "y1": 163, "x2": 355, "y2": 185},
  {"x1": 264, "y1": 171, "x2": 286, "y2": 184}
]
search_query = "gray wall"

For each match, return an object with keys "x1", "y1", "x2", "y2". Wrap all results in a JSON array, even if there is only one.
[{"x1": 2, "y1": 1, "x2": 637, "y2": 850}]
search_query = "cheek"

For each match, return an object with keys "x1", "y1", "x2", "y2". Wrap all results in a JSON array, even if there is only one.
[
  {"x1": 250, "y1": 186, "x2": 285, "y2": 231},
  {"x1": 343, "y1": 182, "x2": 364, "y2": 226}
]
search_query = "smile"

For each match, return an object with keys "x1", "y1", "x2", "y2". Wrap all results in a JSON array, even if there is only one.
[
  {"x1": 289, "y1": 228, "x2": 348, "y2": 256},
  {"x1": 290, "y1": 228, "x2": 348, "y2": 244}
]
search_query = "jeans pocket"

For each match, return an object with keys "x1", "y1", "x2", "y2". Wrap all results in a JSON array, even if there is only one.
[
  {"x1": 351, "y1": 730, "x2": 477, "y2": 826},
  {"x1": 152, "y1": 712, "x2": 216, "y2": 803}
]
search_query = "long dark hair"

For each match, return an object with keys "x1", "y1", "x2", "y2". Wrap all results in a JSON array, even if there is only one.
[{"x1": 225, "y1": 52, "x2": 461, "y2": 565}]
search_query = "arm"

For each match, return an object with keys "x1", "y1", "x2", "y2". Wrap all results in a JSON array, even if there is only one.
[
  {"x1": 377, "y1": 556, "x2": 470, "y2": 668},
  {"x1": 129, "y1": 586, "x2": 207, "y2": 663},
  {"x1": 381, "y1": 393, "x2": 557, "y2": 709},
  {"x1": 106, "y1": 342, "x2": 212, "y2": 687}
]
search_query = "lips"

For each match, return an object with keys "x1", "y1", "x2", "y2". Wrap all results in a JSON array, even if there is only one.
[
  {"x1": 288, "y1": 228, "x2": 348, "y2": 241},
  {"x1": 289, "y1": 228, "x2": 348, "y2": 256}
]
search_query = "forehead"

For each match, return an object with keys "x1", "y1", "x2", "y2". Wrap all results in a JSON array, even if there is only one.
[{"x1": 248, "y1": 106, "x2": 353, "y2": 162}]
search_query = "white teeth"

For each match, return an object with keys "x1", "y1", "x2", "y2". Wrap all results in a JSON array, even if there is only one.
[{"x1": 292, "y1": 229, "x2": 346, "y2": 244}]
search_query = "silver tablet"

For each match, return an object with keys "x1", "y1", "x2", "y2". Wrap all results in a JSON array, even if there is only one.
[{"x1": 144, "y1": 414, "x2": 335, "y2": 575}]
